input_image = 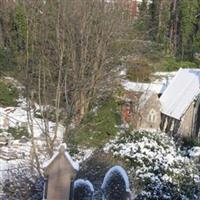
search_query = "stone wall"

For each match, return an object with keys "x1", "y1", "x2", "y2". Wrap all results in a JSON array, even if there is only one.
[
  {"x1": 121, "y1": 91, "x2": 161, "y2": 130},
  {"x1": 137, "y1": 93, "x2": 161, "y2": 129},
  {"x1": 178, "y1": 102, "x2": 195, "y2": 137}
]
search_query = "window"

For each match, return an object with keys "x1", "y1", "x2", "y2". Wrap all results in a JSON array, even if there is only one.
[{"x1": 148, "y1": 109, "x2": 157, "y2": 123}]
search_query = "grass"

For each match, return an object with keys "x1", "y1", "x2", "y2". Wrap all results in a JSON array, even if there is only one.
[
  {"x1": 69, "y1": 98, "x2": 121, "y2": 148},
  {"x1": 0, "y1": 80, "x2": 19, "y2": 107},
  {"x1": 8, "y1": 127, "x2": 30, "y2": 140},
  {"x1": 153, "y1": 56, "x2": 199, "y2": 72}
]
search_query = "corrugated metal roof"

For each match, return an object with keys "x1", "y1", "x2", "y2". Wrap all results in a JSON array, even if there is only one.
[{"x1": 160, "y1": 68, "x2": 200, "y2": 120}]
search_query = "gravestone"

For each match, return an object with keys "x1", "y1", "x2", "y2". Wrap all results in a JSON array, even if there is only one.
[
  {"x1": 43, "y1": 143, "x2": 79, "y2": 200},
  {"x1": 73, "y1": 179, "x2": 94, "y2": 200},
  {"x1": 101, "y1": 166, "x2": 132, "y2": 200}
]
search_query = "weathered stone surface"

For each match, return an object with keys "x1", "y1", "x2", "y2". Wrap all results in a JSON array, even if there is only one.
[{"x1": 43, "y1": 144, "x2": 79, "y2": 200}]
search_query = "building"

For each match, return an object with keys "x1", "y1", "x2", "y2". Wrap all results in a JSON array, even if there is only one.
[
  {"x1": 122, "y1": 90, "x2": 161, "y2": 129},
  {"x1": 160, "y1": 68, "x2": 200, "y2": 137},
  {"x1": 122, "y1": 68, "x2": 200, "y2": 138}
]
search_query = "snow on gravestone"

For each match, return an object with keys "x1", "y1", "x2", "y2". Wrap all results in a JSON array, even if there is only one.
[
  {"x1": 73, "y1": 179, "x2": 94, "y2": 200},
  {"x1": 101, "y1": 166, "x2": 132, "y2": 200}
]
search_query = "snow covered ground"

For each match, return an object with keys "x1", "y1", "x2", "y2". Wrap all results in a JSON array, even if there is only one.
[
  {"x1": 1, "y1": 75, "x2": 200, "y2": 199},
  {"x1": 122, "y1": 71, "x2": 177, "y2": 94},
  {"x1": 0, "y1": 78, "x2": 67, "y2": 193},
  {"x1": 0, "y1": 88, "x2": 93, "y2": 188},
  {"x1": 0, "y1": 96, "x2": 65, "y2": 139}
]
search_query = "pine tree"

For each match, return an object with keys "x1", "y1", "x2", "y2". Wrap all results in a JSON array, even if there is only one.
[
  {"x1": 148, "y1": 0, "x2": 159, "y2": 40},
  {"x1": 178, "y1": 0, "x2": 199, "y2": 59},
  {"x1": 148, "y1": 0, "x2": 170, "y2": 44},
  {"x1": 169, "y1": 0, "x2": 180, "y2": 55},
  {"x1": 137, "y1": 0, "x2": 149, "y2": 36}
]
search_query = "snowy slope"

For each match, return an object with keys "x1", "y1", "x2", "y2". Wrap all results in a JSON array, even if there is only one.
[{"x1": 122, "y1": 71, "x2": 176, "y2": 94}]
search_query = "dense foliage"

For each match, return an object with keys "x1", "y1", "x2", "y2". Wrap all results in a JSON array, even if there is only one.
[
  {"x1": 137, "y1": 0, "x2": 200, "y2": 60},
  {"x1": 0, "y1": 80, "x2": 18, "y2": 107},
  {"x1": 104, "y1": 130, "x2": 200, "y2": 200}
]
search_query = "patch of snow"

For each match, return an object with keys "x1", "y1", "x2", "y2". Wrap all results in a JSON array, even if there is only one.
[
  {"x1": 0, "y1": 98, "x2": 65, "y2": 139},
  {"x1": 154, "y1": 71, "x2": 177, "y2": 77},
  {"x1": 0, "y1": 159, "x2": 29, "y2": 181},
  {"x1": 64, "y1": 151, "x2": 79, "y2": 171},
  {"x1": 121, "y1": 71, "x2": 176, "y2": 94},
  {"x1": 3, "y1": 76, "x2": 25, "y2": 90},
  {"x1": 119, "y1": 69, "x2": 127, "y2": 76},
  {"x1": 122, "y1": 80, "x2": 166, "y2": 94},
  {"x1": 188, "y1": 146, "x2": 200, "y2": 158}
]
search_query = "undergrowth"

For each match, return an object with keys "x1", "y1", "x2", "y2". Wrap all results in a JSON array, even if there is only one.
[{"x1": 69, "y1": 98, "x2": 121, "y2": 148}]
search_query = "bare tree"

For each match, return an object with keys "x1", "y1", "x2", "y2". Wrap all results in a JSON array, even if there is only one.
[{"x1": 22, "y1": 0, "x2": 130, "y2": 153}]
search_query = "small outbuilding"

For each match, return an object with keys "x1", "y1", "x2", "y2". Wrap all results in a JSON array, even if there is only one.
[
  {"x1": 121, "y1": 90, "x2": 161, "y2": 129},
  {"x1": 160, "y1": 68, "x2": 200, "y2": 137},
  {"x1": 121, "y1": 68, "x2": 200, "y2": 138}
]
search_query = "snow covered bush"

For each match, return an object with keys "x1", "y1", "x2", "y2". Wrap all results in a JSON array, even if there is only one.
[
  {"x1": 104, "y1": 130, "x2": 200, "y2": 200},
  {"x1": 2, "y1": 166, "x2": 44, "y2": 200}
]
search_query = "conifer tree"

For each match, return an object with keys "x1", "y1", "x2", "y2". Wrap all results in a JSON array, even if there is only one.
[
  {"x1": 137, "y1": 0, "x2": 149, "y2": 37},
  {"x1": 178, "y1": 0, "x2": 199, "y2": 59}
]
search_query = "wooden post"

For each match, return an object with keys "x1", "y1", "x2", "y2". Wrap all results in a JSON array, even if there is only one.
[{"x1": 43, "y1": 144, "x2": 79, "y2": 200}]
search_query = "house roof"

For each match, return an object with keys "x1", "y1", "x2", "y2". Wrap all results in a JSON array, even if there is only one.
[{"x1": 160, "y1": 68, "x2": 200, "y2": 120}]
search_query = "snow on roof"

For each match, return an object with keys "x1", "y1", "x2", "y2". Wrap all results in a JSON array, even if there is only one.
[
  {"x1": 64, "y1": 151, "x2": 79, "y2": 171},
  {"x1": 160, "y1": 68, "x2": 200, "y2": 120},
  {"x1": 122, "y1": 80, "x2": 166, "y2": 94},
  {"x1": 43, "y1": 143, "x2": 79, "y2": 171}
]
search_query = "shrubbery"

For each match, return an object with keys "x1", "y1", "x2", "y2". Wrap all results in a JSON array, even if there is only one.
[
  {"x1": 0, "y1": 81, "x2": 18, "y2": 107},
  {"x1": 104, "y1": 130, "x2": 200, "y2": 199},
  {"x1": 8, "y1": 127, "x2": 29, "y2": 140},
  {"x1": 69, "y1": 98, "x2": 121, "y2": 148},
  {"x1": 2, "y1": 165, "x2": 44, "y2": 200}
]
